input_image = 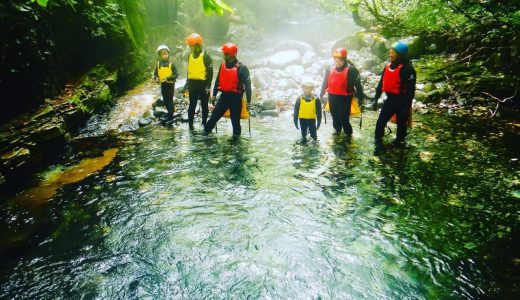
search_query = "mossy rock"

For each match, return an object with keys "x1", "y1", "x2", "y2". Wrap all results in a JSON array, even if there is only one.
[{"x1": 423, "y1": 83, "x2": 437, "y2": 93}]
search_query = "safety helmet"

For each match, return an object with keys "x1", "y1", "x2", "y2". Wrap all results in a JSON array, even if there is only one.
[
  {"x1": 156, "y1": 45, "x2": 170, "y2": 54},
  {"x1": 302, "y1": 80, "x2": 314, "y2": 88},
  {"x1": 333, "y1": 48, "x2": 347, "y2": 58},
  {"x1": 221, "y1": 43, "x2": 238, "y2": 56},
  {"x1": 391, "y1": 41, "x2": 408, "y2": 55},
  {"x1": 186, "y1": 33, "x2": 203, "y2": 46}
]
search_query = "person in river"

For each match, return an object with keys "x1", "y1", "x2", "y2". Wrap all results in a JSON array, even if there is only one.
[
  {"x1": 153, "y1": 45, "x2": 179, "y2": 123},
  {"x1": 320, "y1": 47, "x2": 364, "y2": 136},
  {"x1": 294, "y1": 80, "x2": 322, "y2": 142},
  {"x1": 372, "y1": 41, "x2": 416, "y2": 148},
  {"x1": 180, "y1": 33, "x2": 213, "y2": 130},
  {"x1": 204, "y1": 43, "x2": 252, "y2": 137}
]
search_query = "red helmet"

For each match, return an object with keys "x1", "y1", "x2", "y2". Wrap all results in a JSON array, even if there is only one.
[
  {"x1": 333, "y1": 48, "x2": 347, "y2": 58},
  {"x1": 186, "y1": 33, "x2": 203, "y2": 46},
  {"x1": 222, "y1": 43, "x2": 238, "y2": 56}
]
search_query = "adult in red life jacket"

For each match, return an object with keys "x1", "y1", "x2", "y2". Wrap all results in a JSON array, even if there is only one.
[
  {"x1": 320, "y1": 47, "x2": 364, "y2": 136},
  {"x1": 204, "y1": 43, "x2": 252, "y2": 137},
  {"x1": 372, "y1": 41, "x2": 416, "y2": 147},
  {"x1": 181, "y1": 33, "x2": 213, "y2": 130}
]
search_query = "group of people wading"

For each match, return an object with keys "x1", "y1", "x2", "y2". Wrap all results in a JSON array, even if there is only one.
[{"x1": 154, "y1": 33, "x2": 416, "y2": 148}]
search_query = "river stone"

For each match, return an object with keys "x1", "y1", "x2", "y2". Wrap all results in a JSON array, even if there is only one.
[
  {"x1": 153, "y1": 106, "x2": 168, "y2": 118},
  {"x1": 414, "y1": 90, "x2": 428, "y2": 102},
  {"x1": 138, "y1": 117, "x2": 153, "y2": 127},
  {"x1": 284, "y1": 65, "x2": 305, "y2": 77},
  {"x1": 273, "y1": 39, "x2": 314, "y2": 54},
  {"x1": 0, "y1": 147, "x2": 31, "y2": 171},
  {"x1": 260, "y1": 99, "x2": 277, "y2": 110},
  {"x1": 30, "y1": 119, "x2": 69, "y2": 145},
  {"x1": 251, "y1": 68, "x2": 272, "y2": 89},
  {"x1": 268, "y1": 51, "x2": 301, "y2": 68},
  {"x1": 423, "y1": 82, "x2": 437, "y2": 93},
  {"x1": 259, "y1": 109, "x2": 279, "y2": 117},
  {"x1": 301, "y1": 51, "x2": 317, "y2": 66}
]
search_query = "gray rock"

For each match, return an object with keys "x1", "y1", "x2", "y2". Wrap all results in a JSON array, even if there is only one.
[
  {"x1": 259, "y1": 109, "x2": 279, "y2": 117},
  {"x1": 273, "y1": 39, "x2": 314, "y2": 54},
  {"x1": 153, "y1": 107, "x2": 168, "y2": 118},
  {"x1": 260, "y1": 99, "x2": 278, "y2": 110},
  {"x1": 138, "y1": 117, "x2": 153, "y2": 127},
  {"x1": 268, "y1": 50, "x2": 301, "y2": 68}
]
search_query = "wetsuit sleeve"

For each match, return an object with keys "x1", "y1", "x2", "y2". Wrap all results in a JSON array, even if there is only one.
[
  {"x1": 373, "y1": 69, "x2": 385, "y2": 101},
  {"x1": 212, "y1": 65, "x2": 221, "y2": 97},
  {"x1": 401, "y1": 62, "x2": 416, "y2": 104},
  {"x1": 294, "y1": 97, "x2": 300, "y2": 128},
  {"x1": 153, "y1": 62, "x2": 159, "y2": 79},
  {"x1": 349, "y1": 65, "x2": 364, "y2": 102},
  {"x1": 239, "y1": 65, "x2": 252, "y2": 104},
  {"x1": 320, "y1": 69, "x2": 330, "y2": 99},
  {"x1": 204, "y1": 52, "x2": 214, "y2": 90},
  {"x1": 168, "y1": 63, "x2": 179, "y2": 81},
  {"x1": 316, "y1": 97, "x2": 322, "y2": 128}
]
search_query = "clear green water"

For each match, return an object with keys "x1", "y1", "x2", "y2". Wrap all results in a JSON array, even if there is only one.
[{"x1": 1, "y1": 111, "x2": 518, "y2": 299}]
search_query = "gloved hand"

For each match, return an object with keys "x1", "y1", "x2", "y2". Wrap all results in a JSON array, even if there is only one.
[
  {"x1": 211, "y1": 96, "x2": 217, "y2": 105},
  {"x1": 372, "y1": 99, "x2": 378, "y2": 111}
]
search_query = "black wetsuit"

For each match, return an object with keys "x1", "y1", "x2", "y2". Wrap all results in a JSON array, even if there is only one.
[
  {"x1": 293, "y1": 94, "x2": 322, "y2": 140},
  {"x1": 154, "y1": 60, "x2": 179, "y2": 118},
  {"x1": 320, "y1": 61, "x2": 364, "y2": 135},
  {"x1": 184, "y1": 50, "x2": 213, "y2": 127},
  {"x1": 373, "y1": 60, "x2": 416, "y2": 143},
  {"x1": 205, "y1": 60, "x2": 252, "y2": 136}
]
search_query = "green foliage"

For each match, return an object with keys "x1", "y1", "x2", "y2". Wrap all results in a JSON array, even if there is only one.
[{"x1": 202, "y1": 0, "x2": 234, "y2": 16}]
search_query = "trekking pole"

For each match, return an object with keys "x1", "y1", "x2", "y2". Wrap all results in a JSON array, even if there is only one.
[
  {"x1": 323, "y1": 105, "x2": 327, "y2": 124},
  {"x1": 359, "y1": 113, "x2": 363, "y2": 129}
]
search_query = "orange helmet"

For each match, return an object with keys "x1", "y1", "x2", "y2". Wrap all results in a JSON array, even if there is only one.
[
  {"x1": 221, "y1": 43, "x2": 238, "y2": 56},
  {"x1": 333, "y1": 48, "x2": 347, "y2": 58},
  {"x1": 186, "y1": 33, "x2": 203, "y2": 46}
]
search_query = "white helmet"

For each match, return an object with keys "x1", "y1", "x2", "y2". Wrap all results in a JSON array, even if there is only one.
[{"x1": 156, "y1": 45, "x2": 170, "y2": 54}]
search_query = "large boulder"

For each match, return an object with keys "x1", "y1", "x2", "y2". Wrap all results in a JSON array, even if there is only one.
[
  {"x1": 273, "y1": 40, "x2": 314, "y2": 54},
  {"x1": 267, "y1": 50, "x2": 301, "y2": 68}
]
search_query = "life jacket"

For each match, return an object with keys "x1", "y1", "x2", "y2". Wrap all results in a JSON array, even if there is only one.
[
  {"x1": 157, "y1": 62, "x2": 173, "y2": 83},
  {"x1": 327, "y1": 66, "x2": 351, "y2": 96},
  {"x1": 298, "y1": 96, "x2": 317, "y2": 119},
  {"x1": 382, "y1": 63, "x2": 405, "y2": 94},
  {"x1": 218, "y1": 62, "x2": 240, "y2": 93},
  {"x1": 187, "y1": 52, "x2": 206, "y2": 80}
]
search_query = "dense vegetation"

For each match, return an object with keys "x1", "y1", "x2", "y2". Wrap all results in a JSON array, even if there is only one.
[{"x1": 321, "y1": 0, "x2": 519, "y2": 109}]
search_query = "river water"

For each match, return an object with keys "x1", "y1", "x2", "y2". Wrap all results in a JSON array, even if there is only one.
[{"x1": 1, "y1": 4, "x2": 520, "y2": 300}]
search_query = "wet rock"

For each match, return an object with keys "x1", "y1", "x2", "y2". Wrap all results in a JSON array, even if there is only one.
[
  {"x1": 414, "y1": 90, "x2": 428, "y2": 102},
  {"x1": 153, "y1": 107, "x2": 168, "y2": 118},
  {"x1": 138, "y1": 117, "x2": 153, "y2": 127},
  {"x1": 29, "y1": 118, "x2": 70, "y2": 146},
  {"x1": 267, "y1": 50, "x2": 301, "y2": 68},
  {"x1": 423, "y1": 82, "x2": 437, "y2": 93},
  {"x1": 0, "y1": 148, "x2": 32, "y2": 173},
  {"x1": 284, "y1": 65, "x2": 305, "y2": 77},
  {"x1": 273, "y1": 39, "x2": 314, "y2": 54},
  {"x1": 259, "y1": 110, "x2": 279, "y2": 117},
  {"x1": 62, "y1": 107, "x2": 88, "y2": 132},
  {"x1": 260, "y1": 99, "x2": 277, "y2": 111},
  {"x1": 152, "y1": 97, "x2": 164, "y2": 108},
  {"x1": 251, "y1": 68, "x2": 272, "y2": 89}
]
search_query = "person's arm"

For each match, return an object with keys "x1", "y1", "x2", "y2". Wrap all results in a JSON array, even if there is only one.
[
  {"x1": 315, "y1": 97, "x2": 322, "y2": 129},
  {"x1": 373, "y1": 69, "x2": 385, "y2": 110},
  {"x1": 349, "y1": 65, "x2": 364, "y2": 102},
  {"x1": 294, "y1": 97, "x2": 300, "y2": 128},
  {"x1": 153, "y1": 62, "x2": 159, "y2": 82},
  {"x1": 203, "y1": 52, "x2": 214, "y2": 91},
  {"x1": 239, "y1": 65, "x2": 252, "y2": 104},
  {"x1": 168, "y1": 63, "x2": 179, "y2": 81},
  {"x1": 320, "y1": 68, "x2": 330, "y2": 99},
  {"x1": 401, "y1": 62, "x2": 416, "y2": 104},
  {"x1": 212, "y1": 64, "x2": 221, "y2": 98}
]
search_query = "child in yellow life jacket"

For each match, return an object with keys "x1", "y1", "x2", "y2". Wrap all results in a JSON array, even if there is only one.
[
  {"x1": 153, "y1": 45, "x2": 178, "y2": 122},
  {"x1": 293, "y1": 81, "x2": 322, "y2": 141}
]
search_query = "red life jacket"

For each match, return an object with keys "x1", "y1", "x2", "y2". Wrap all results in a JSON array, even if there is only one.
[
  {"x1": 327, "y1": 66, "x2": 351, "y2": 96},
  {"x1": 218, "y1": 62, "x2": 240, "y2": 93},
  {"x1": 382, "y1": 63, "x2": 405, "y2": 94}
]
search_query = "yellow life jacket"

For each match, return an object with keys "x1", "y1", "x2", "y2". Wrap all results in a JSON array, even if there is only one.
[
  {"x1": 157, "y1": 62, "x2": 173, "y2": 83},
  {"x1": 187, "y1": 52, "x2": 207, "y2": 80},
  {"x1": 298, "y1": 96, "x2": 317, "y2": 119},
  {"x1": 223, "y1": 97, "x2": 250, "y2": 119},
  {"x1": 324, "y1": 96, "x2": 362, "y2": 117}
]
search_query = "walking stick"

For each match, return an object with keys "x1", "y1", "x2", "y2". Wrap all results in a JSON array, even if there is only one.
[
  {"x1": 248, "y1": 103, "x2": 251, "y2": 135},
  {"x1": 323, "y1": 104, "x2": 327, "y2": 124},
  {"x1": 359, "y1": 113, "x2": 363, "y2": 129}
]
